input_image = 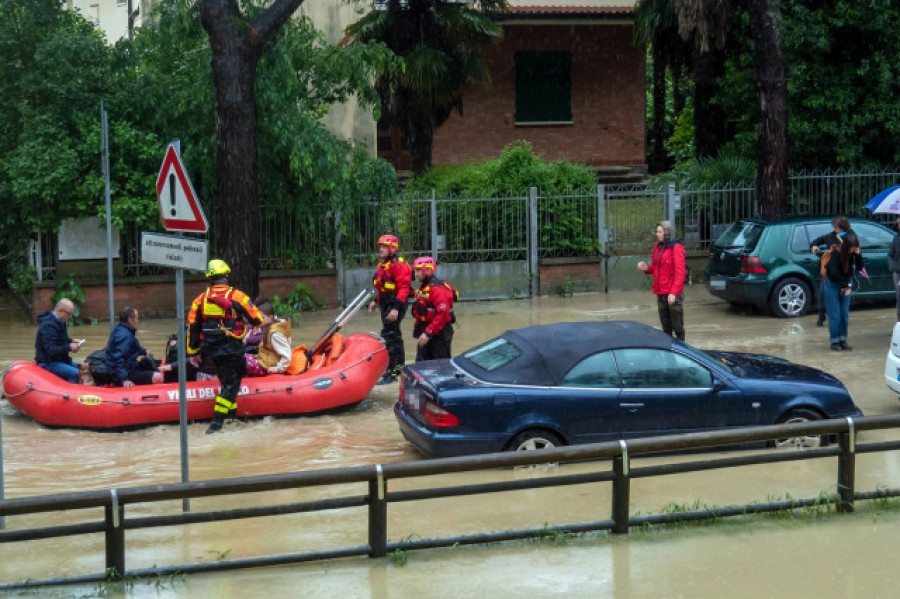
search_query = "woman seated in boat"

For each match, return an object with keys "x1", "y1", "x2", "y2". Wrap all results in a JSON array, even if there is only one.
[
  {"x1": 242, "y1": 296, "x2": 269, "y2": 355},
  {"x1": 162, "y1": 334, "x2": 219, "y2": 383},
  {"x1": 105, "y1": 306, "x2": 165, "y2": 388},
  {"x1": 244, "y1": 302, "x2": 291, "y2": 376}
]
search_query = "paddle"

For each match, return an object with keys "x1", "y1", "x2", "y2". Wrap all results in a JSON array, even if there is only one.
[{"x1": 306, "y1": 288, "x2": 372, "y2": 359}]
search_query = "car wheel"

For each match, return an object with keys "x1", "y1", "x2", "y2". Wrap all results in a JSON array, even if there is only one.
[
  {"x1": 770, "y1": 277, "x2": 811, "y2": 318},
  {"x1": 507, "y1": 429, "x2": 564, "y2": 452},
  {"x1": 773, "y1": 409, "x2": 824, "y2": 449}
]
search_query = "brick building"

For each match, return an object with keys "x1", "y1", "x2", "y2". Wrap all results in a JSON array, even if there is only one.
[{"x1": 378, "y1": 0, "x2": 646, "y2": 174}]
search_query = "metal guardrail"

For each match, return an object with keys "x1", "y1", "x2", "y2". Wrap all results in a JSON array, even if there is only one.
[{"x1": 2, "y1": 414, "x2": 900, "y2": 590}]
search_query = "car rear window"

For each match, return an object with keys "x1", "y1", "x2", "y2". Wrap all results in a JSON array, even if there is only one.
[
  {"x1": 714, "y1": 221, "x2": 764, "y2": 251},
  {"x1": 463, "y1": 338, "x2": 522, "y2": 371}
]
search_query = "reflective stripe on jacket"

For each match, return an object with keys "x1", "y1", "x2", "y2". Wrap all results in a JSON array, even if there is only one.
[{"x1": 412, "y1": 277, "x2": 455, "y2": 336}]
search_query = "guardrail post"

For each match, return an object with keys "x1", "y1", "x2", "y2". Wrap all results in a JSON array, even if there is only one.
[
  {"x1": 368, "y1": 465, "x2": 387, "y2": 557},
  {"x1": 104, "y1": 489, "x2": 125, "y2": 578},
  {"x1": 611, "y1": 441, "x2": 631, "y2": 534},
  {"x1": 837, "y1": 418, "x2": 856, "y2": 513}
]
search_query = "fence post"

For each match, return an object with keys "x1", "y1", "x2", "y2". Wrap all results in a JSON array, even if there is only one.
[
  {"x1": 837, "y1": 418, "x2": 857, "y2": 513},
  {"x1": 335, "y1": 209, "x2": 344, "y2": 307},
  {"x1": 368, "y1": 465, "x2": 387, "y2": 557},
  {"x1": 597, "y1": 184, "x2": 608, "y2": 294},
  {"x1": 666, "y1": 182, "x2": 679, "y2": 226},
  {"x1": 611, "y1": 441, "x2": 630, "y2": 534},
  {"x1": 528, "y1": 187, "x2": 539, "y2": 297},
  {"x1": 430, "y1": 189, "x2": 438, "y2": 261},
  {"x1": 104, "y1": 489, "x2": 125, "y2": 578}
]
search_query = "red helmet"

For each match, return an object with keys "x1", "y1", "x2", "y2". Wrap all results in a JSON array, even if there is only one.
[
  {"x1": 377, "y1": 234, "x2": 399, "y2": 253},
  {"x1": 413, "y1": 256, "x2": 436, "y2": 276}
]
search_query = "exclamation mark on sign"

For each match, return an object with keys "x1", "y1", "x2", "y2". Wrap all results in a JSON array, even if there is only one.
[{"x1": 169, "y1": 174, "x2": 177, "y2": 217}]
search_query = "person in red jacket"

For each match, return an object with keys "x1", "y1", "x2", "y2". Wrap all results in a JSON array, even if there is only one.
[
  {"x1": 637, "y1": 220, "x2": 687, "y2": 340},
  {"x1": 411, "y1": 257, "x2": 457, "y2": 361},
  {"x1": 367, "y1": 234, "x2": 413, "y2": 384}
]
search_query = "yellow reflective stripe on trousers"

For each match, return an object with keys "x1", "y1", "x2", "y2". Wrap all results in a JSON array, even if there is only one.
[{"x1": 214, "y1": 396, "x2": 237, "y2": 413}]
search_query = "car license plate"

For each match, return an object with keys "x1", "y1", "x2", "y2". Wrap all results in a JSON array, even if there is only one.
[
  {"x1": 406, "y1": 389, "x2": 421, "y2": 411},
  {"x1": 709, "y1": 277, "x2": 726, "y2": 290}
]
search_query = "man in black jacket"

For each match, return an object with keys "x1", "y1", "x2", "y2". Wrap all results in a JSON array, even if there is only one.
[{"x1": 34, "y1": 298, "x2": 82, "y2": 383}]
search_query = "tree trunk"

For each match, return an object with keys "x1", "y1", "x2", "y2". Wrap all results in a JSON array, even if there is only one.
[
  {"x1": 649, "y1": 42, "x2": 667, "y2": 173},
  {"x1": 200, "y1": 0, "x2": 306, "y2": 299},
  {"x1": 210, "y1": 53, "x2": 260, "y2": 298},
  {"x1": 747, "y1": 0, "x2": 788, "y2": 218},
  {"x1": 407, "y1": 110, "x2": 435, "y2": 175},
  {"x1": 691, "y1": 43, "x2": 726, "y2": 159}
]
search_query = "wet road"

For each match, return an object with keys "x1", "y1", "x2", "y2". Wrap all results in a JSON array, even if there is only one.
[{"x1": 2, "y1": 287, "x2": 900, "y2": 596}]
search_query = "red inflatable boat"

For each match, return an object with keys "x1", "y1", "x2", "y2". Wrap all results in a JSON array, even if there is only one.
[{"x1": 1, "y1": 333, "x2": 387, "y2": 430}]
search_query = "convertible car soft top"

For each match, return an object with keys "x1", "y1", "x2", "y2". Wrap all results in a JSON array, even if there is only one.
[{"x1": 454, "y1": 321, "x2": 675, "y2": 386}]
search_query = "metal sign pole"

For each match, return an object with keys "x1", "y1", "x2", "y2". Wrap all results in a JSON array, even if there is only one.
[
  {"x1": 176, "y1": 267, "x2": 190, "y2": 513},
  {"x1": 101, "y1": 102, "x2": 115, "y2": 334},
  {"x1": 172, "y1": 139, "x2": 190, "y2": 513}
]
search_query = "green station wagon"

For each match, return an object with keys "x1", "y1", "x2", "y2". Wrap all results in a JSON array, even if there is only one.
[{"x1": 705, "y1": 217, "x2": 896, "y2": 317}]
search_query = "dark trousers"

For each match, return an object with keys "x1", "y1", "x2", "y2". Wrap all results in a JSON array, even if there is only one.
[
  {"x1": 210, "y1": 352, "x2": 246, "y2": 420},
  {"x1": 415, "y1": 325, "x2": 454, "y2": 362},
  {"x1": 657, "y1": 294, "x2": 685, "y2": 341},
  {"x1": 380, "y1": 301, "x2": 408, "y2": 377}
]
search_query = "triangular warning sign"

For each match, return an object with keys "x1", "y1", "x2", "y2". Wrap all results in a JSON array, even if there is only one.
[{"x1": 156, "y1": 144, "x2": 209, "y2": 233}]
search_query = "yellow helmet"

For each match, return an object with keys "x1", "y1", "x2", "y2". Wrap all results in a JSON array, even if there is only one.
[{"x1": 206, "y1": 259, "x2": 231, "y2": 278}]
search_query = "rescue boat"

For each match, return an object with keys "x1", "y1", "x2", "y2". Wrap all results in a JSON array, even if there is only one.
[{"x1": 1, "y1": 333, "x2": 387, "y2": 430}]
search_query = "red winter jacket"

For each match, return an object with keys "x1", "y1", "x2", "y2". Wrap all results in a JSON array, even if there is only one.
[{"x1": 643, "y1": 241, "x2": 686, "y2": 296}]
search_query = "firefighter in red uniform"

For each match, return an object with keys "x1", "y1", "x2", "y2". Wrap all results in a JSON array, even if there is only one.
[
  {"x1": 187, "y1": 259, "x2": 263, "y2": 434},
  {"x1": 367, "y1": 234, "x2": 413, "y2": 384},
  {"x1": 411, "y1": 256, "x2": 457, "y2": 361}
]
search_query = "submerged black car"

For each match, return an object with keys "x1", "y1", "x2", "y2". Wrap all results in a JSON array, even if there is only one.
[{"x1": 394, "y1": 321, "x2": 862, "y2": 458}]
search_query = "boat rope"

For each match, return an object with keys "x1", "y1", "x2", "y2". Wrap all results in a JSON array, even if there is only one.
[{"x1": 10, "y1": 346, "x2": 388, "y2": 407}]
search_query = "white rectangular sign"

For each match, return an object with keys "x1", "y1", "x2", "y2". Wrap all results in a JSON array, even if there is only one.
[{"x1": 141, "y1": 232, "x2": 208, "y2": 271}]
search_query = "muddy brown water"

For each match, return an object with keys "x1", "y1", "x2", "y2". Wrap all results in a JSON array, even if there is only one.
[{"x1": 2, "y1": 288, "x2": 900, "y2": 596}]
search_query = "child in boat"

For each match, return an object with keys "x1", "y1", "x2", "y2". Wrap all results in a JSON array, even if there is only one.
[{"x1": 244, "y1": 302, "x2": 291, "y2": 376}]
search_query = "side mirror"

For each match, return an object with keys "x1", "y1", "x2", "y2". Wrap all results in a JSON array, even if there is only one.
[{"x1": 712, "y1": 379, "x2": 728, "y2": 392}]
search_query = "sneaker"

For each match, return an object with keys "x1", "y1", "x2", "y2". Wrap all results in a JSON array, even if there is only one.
[
  {"x1": 205, "y1": 421, "x2": 223, "y2": 434},
  {"x1": 840, "y1": 341, "x2": 853, "y2": 351},
  {"x1": 830, "y1": 343, "x2": 841, "y2": 351},
  {"x1": 816, "y1": 319, "x2": 825, "y2": 327}
]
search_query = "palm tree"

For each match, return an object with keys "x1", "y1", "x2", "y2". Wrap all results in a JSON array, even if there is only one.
[
  {"x1": 634, "y1": 0, "x2": 690, "y2": 173},
  {"x1": 345, "y1": 0, "x2": 507, "y2": 174},
  {"x1": 671, "y1": 0, "x2": 734, "y2": 160}
]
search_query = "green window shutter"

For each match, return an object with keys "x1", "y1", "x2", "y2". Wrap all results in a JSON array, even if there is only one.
[{"x1": 515, "y1": 51, "x2": 572, "y2": 123}]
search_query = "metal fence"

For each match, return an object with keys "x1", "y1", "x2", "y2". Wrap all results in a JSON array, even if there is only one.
[
  {"x1": 1, "y1": 413, "x2": 899, "y2": 590},
  {"x1": 33, "y1": 168, "x2": 900, "y2": 280}
]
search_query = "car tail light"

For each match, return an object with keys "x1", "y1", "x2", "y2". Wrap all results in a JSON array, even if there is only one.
[
  {"x1": 740, "y1": 256, "x2": 766, "y2": 274},
  {"x1": 398, "y1": 378, "x2": 405, "y2": 403},
  {"x1": 423, "y1": 401, "x2": 460, "y2": 427}
]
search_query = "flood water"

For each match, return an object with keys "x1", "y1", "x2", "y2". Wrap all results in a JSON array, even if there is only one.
[{"x1": 3, "y1": 287, "x2": 900, "y2": 597}]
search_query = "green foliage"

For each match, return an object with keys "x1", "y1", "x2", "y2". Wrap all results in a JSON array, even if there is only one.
[
  {"x1": 50, "y1": 275, "x2": 86, "y2": 324},
  {"x1": 7, "y1": 264, "x2": 35, "y2": 296},
  {"x1": 402, "y1": 142, "x2": 600, "y2": 256},
  {"x1": 272, "y1": 283, "x2": 325, "y2": 318},
  {"x1": 406, "y1": 141, "x2": 596, "y2": 197},
  {"x1": 0, "y1": 0, "x2": 400, "y2": 288}
]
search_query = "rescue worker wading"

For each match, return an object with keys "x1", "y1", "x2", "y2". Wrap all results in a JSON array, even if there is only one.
[
  {"x1": 412, "y1": 257, "x2": 457, "y2": 362},
  {"x1": 188, "y1": 259, "x2": 263, "y2": 434},
  {"x1": 367, "y1": 234, "x2": 413, "y2": 385}
]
